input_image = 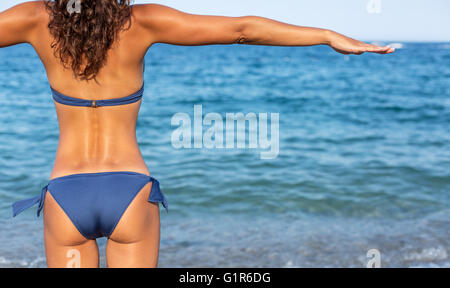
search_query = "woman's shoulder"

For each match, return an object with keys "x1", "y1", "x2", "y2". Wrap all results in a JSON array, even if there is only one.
[
  {"x1": 131, "y1": 3, "x2": 180, "y2": 29},
  {"x1": 5, "y1": 1, "x2": 48, "y2": 17},
  {"x1": 16, "y1": 1, "x2": 48, "y2": 14},
  {"x1": 14, "y1": 1, "x2": 50, "y2": 29},
  {"x1": 0, "y1": 1, "x2": 49, "y2": 47}
]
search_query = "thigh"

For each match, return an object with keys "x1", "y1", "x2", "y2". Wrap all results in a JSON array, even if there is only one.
[
  {"x1": 106, "y1": 182, "x2": 161, "y2": 268},
  {"x1": 43, "y1": 191, "x2": 99, "y2": 268}
]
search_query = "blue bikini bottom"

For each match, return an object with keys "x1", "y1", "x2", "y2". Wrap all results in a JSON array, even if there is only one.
[{"x1": 12, "y1": 171, "x2": 168, "y2": 239}]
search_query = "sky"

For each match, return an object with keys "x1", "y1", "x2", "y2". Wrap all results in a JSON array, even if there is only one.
[{"x1": 1, "y1": 0, "x2": 449, "y2": 42}]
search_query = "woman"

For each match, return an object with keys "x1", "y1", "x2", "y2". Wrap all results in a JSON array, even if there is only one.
[{"x1": 1, "y1": 0, "x2": 394, "y2": 268}]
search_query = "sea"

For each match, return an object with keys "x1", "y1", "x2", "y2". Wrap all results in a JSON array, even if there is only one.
[{"x1": 0, "y1": 42, "x2": 449, "y2": 267}]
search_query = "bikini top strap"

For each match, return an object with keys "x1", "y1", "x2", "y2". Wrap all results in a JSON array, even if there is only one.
[{"x1": 51, "y1": 85, "x2": 144, "y2": 108}]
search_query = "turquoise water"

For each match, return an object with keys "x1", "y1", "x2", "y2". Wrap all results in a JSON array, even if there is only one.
[{"x1": 0, "y1": 43, "x2": 449, "y2": 267}]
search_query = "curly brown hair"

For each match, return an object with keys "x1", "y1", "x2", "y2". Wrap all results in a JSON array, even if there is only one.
[{"x1": 44, "y1": 0, "x2": 133, "y2": 81}]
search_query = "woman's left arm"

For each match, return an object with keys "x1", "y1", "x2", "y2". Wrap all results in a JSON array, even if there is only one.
[
  {"x1": 137, "y1": 4, "x2": 395, "y2": 55},
  {"x1": 0, "y1": 1, "x2": 43, "y2": 48}
]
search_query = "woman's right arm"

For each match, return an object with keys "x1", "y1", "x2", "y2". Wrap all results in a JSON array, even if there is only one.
[{"x1": 136, "y1": 4, "x2": 394, "y2": 55}]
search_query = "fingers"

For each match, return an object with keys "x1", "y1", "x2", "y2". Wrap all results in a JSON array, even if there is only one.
[
  {"x1": 333, "y1": 43, "x2": 395, "y2": 55},
  {"x1": 363, "y1": 44, "x2": 395, "y2": 54},
  {"x1": 386, "y1": 47, "x2": 396, "y2": 53}
]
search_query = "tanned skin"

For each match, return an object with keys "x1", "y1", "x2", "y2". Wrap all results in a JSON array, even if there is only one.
[{"x1": 0, "y1": 1, "x2": 394, "y2": 268}]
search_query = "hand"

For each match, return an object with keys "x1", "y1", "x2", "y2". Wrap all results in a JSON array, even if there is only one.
[{"x1": 325, "y1": 30, "x2": 395, "y2": 55}]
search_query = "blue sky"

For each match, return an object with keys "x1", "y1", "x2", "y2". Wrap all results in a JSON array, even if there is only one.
[{"x1": 1, "y1": 0, "x2": 449, "y2": 41}]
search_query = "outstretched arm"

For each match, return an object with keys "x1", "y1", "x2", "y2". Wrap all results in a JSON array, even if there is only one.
[
  {"x1": 137, "y1": 4, "x2": 394, "y2": 55},
  {"x1": 0, "y1": 1, "x2": 42, "y2": 48}
]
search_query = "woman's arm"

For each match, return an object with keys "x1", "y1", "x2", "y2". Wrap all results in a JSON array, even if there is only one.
[
  {"x1": 0, "y1": 1, "x2": 43, "y2": 48},
  {"x1": 137, "y1": 4, "x2": 394, "y2": 55}
]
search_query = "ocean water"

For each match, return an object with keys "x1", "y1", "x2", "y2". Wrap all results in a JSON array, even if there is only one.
[{"x1": 0, "y1": 42, "x2": 449, "y2": 268}]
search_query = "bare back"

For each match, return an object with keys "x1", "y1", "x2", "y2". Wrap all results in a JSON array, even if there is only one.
[{"x1": 30, "y1": 4, "x2": 155, "y2": 179}]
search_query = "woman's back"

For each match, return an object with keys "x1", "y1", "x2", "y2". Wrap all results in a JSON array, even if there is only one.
[{"x1": 29, "y1": 3, "x2": 155, "y2": 178}]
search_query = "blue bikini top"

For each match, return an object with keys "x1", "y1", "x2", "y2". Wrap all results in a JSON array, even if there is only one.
[{"x1": 51, "y1": 85, "x2": 144, "y2": 108}]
